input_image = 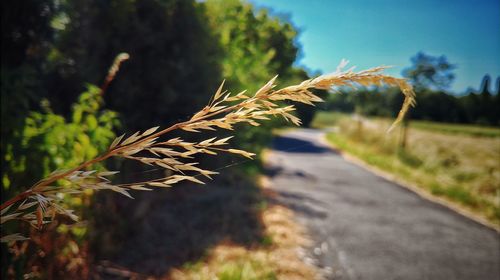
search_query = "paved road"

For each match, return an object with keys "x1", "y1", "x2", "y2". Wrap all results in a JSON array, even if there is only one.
[{"x1": 265, "y1": 129, "x2": 500, "y2": 280}]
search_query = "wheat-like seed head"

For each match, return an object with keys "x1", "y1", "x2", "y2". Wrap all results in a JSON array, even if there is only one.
[{"x1": 0, "y1": 61, "x2": 415, "y2": 242}]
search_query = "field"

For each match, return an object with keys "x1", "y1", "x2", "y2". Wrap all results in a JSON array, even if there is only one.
[
  {"x1": 312, "y1": 112, "x2": 500, "y2": 226},
  {"x1": 401, "y1": 120, "x2": 500, "y2": 138}
]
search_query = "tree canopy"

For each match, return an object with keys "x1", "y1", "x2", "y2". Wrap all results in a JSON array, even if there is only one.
[{"x1": 402, "y1": 52, "x2": 456, "y2": 91}]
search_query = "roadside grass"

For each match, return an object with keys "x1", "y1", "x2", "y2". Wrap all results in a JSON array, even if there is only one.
[
  {"x1": 170, "y1": 196, "x2": 317, "y2": 280},
  {"x1": 93, "y1": 177, "x2": 317, "y2": 279},
  {"x1": 314, "y1": 112, "x2": 500, "y2": 226},
  {"x1": 406, "y1": 120, "x2": 500, "y2": 138},
  {"x1": 312, "y1": 111, "x2": 500, "y2": 138},
  {"x1": 310, "y1": 111, "x2": 347, "y2": 129}
]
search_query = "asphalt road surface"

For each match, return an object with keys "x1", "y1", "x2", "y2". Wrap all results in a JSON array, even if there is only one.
[{"x1": 265, "y1": 129, "x2": 500, "y2": 280}]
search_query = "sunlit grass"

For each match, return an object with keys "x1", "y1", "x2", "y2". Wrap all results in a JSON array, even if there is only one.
[
  {"x1": 169, "y1": 204, "x2": 317, "y2": 280},
  {"x1": 310, "y1": 111, "x2": 347, "y2": 129},
  {"x1": 409, "y1": 120, "x2": 500, "y2": 138},
  {"x1": 315, "y1": 112, "x2": 500, "y2": 226}
]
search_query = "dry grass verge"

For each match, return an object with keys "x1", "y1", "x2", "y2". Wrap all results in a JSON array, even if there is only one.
[
  {"x1": 91, "y1": 176, "x2": 320, "y2": 280},
  {"x1": 170, "y1": 202, "x2": 318, "y2": 280}
]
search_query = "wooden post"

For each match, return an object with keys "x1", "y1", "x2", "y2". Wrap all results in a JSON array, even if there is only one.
[
  {"x1": 353, "y1": 113, "x2": 363, "y2": 140},
  {"x1": 399, "y1": 117, "x2": 409, "y2": 150}
]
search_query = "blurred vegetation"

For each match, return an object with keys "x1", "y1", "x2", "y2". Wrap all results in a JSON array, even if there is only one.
[
  {"x1": 323, "y1": 52, "x2": 500, "y2": 127},
  {"x1": 1, "y1": 86, "x2": 118, "y2": 279},
  {"x1": 409, "y1": 121, "x2": 500, "y2": 138},
  {"x1": 1, "y1": 0, "x2": 320, "y2": 277},
  {"x1": 204, "y1": 0, "x2": 321, "y2": 159},
  {"x1": 47, "y1": 0, "x2": 222, "y2": 131},
  {"x1": 3, "y1": 86, "x2": 118, "y2": 192}
]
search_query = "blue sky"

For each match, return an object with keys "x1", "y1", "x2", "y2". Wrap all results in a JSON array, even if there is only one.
[{"x1": 250, "y1": 0, "x2": 500, "y2": 94}]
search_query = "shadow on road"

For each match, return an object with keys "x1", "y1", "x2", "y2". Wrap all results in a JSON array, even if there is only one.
[
  {"x1": 267, "y1": 190, "x2": 328, "y2": 220},
  {"x1": 272, "y1": 135, "x2": 333, "y2": 154},
  {"x1": 265, "y1": 165, "x2": 316, "y2": 180}
]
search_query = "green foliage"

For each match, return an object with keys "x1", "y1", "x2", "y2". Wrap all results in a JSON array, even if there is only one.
[
  {"x1": 204, "y1": 0, "x2": 313, "y2": 155},
  {"x1": 43, "y1": 0, "x2": 317, "y2": 171},
  {"x1": 2, "y1": 0, "x2": 317, "y2": 276},
  {"x1": 218, "y1": 261, "x2": 278, "y2": 280},
  {"x1": 2, "y1": 85, "x2": 118, "y2": 192},
  {"x1": 461, "y1": 75, "x2": 500, "y2": 125},
  {"x1": 310, "y1": 111, "x2": 347, "y2": 128},
  {"x1": 5, "y1": 0, "x2": 315, "y2": 177},
  {"x1": 204, "y1": 0, "x2": 299, "y2": 90},
  {"x1": 410, "y1": 121, "x2": 500, "y2": 138},
  {"x1": 322, "y1": 84, "x2": 500, "y2": 126},
  {"x1": 323, "y1": 87, "x2": 401, "y2": 118},
  {"x1": 397, "y1": 150, "x2": 423, "y2": 168},
  {"x1": 2, "y1": 84, "x2": 118, "y2": 278},
  {"x1": 46, "y1": 0, "x2": 222, "y2": 130}
]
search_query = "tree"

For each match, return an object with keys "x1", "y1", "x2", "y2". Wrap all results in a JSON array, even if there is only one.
[
  {"x1": 495, "y1": 77, "x2": 500, "y2": 96},
  {"x1": 47, "y1": 0, "x2": 222, "y2": 131},
  {"x1": 402, "y1": 52, "x2": 456, "y2": 91},
  {"x1": 203, "y1": 0, "x2": 312, "y2": 151},
  {"x1": 494, "y1": 77, "x2": 500, "y2": 125},
  {"x1": 1, "y1": 0, "x2": 54, "y2": 67},
  {"x1": 1, "y1": 0, "x2": 55, "y2": 197},
  {"x1": 479, "y1": 74, "x2": 492, "y2": 95},
  {"x1": 204, "y1": 0, "x2": 300, "y2": 92},
  {"x1": 477, "y1": 75, "x2": 496, "y2": 125}
]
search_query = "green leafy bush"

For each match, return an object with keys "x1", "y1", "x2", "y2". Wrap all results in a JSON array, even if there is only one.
[{"x1": 2, "y1": 84, "x2": 118, "y2": 278}]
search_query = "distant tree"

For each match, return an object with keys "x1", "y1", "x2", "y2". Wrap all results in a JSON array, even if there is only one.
[
  {"x1": 479, "y1": 74, "x2": 492, "y2": 95},
  {"x1": 495, "y1": 77, "x2": 500, "y2": 95},
  {"x1": 477, "y1": 75, "x2": 496, "y2": 125},
  {"x1": 323, "y1": 92, "x2": 355, "y2": 112},
  {"x1": 458, "y1": 74, "x2": 500, "y2": 126},
  {"x1": 412, "y1": 90, "x2": 464, "y2": 122},
  {"x1": 402, "y1": 52, "x2": 456, "y2": 91},
  {"x1": 494, "y1": 77, "x2": 500, "y2": 125},
  {"x1": 322, "y1": 55, "x2": 499, "y2": 126}
]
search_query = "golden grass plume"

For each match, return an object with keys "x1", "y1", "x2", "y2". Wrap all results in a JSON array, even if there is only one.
[{"x1": 0, "y1": 59, "x2": 415, "y2": 242}]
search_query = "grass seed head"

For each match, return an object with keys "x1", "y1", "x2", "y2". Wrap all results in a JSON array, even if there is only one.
[{"x1": 1, "y1": 59, "x2": 414, "y2": 241}]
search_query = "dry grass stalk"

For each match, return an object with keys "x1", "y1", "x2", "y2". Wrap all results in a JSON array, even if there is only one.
[{"x1": 0, "y1": 60, "x2": 415, "y2": 242}]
